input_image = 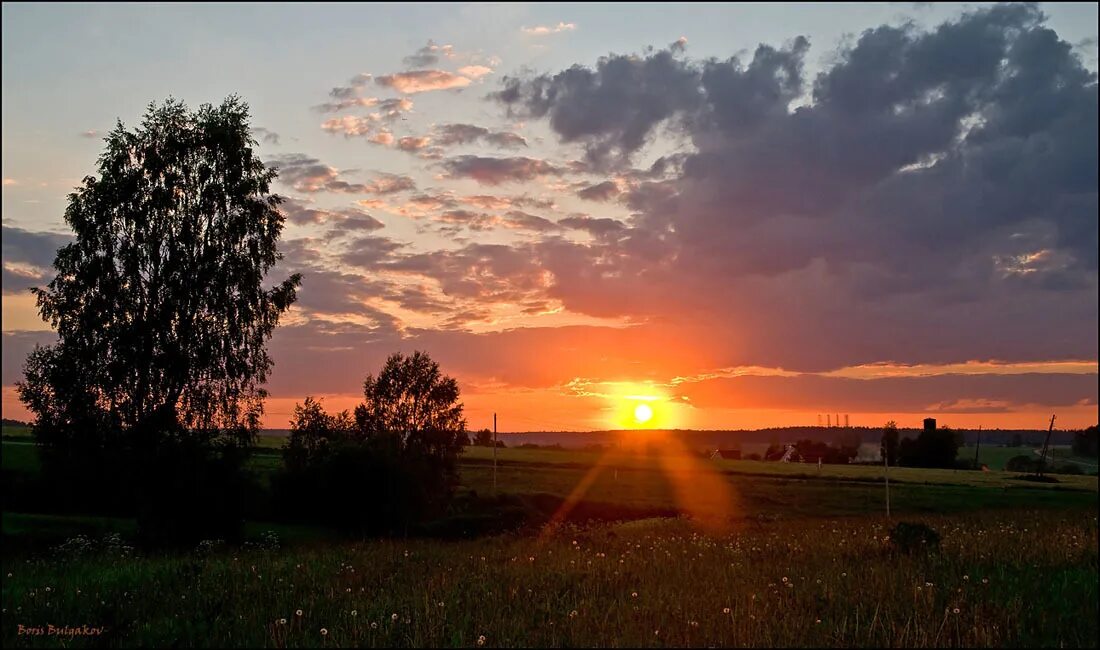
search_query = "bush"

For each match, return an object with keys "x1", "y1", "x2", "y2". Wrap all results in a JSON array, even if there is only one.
[
  {"x1": 132, "y1": 439, "x2": 256, "y2": 547},
  {"x1": 276, "y1": 353, "x2": 467, "y2": 536},
  {"x1": 885, "y1": 521, "x2": 941, "y2": 554},
  {"x1": 1072, "y1": 425, "x2": 1098, "y2": 457},
  {"x1": 898, "y1": 427, "x2": 960, "y2": 468},
  {"x1": 1005, "y1": 455, "x2": 1037, "y2": 472},
  {"x1": 52, "y1": 532, "x2": 134, "y2": 560},
  {"x1": 274, "y1": 439, "x2": 448, "y2": 535}
]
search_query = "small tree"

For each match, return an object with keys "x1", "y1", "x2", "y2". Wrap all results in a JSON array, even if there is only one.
[
  {"x1": 897, "y1": 425, "x2": 960, "y2": 469},
  {"x1": 276, "y1": 351, "x2": 467, "y2": 535},
  {"x1": 472, "y1": 428, "x2": 494, "y2": 447},
  {"x1": 283, "y1": 397, "x2": 354, "y2": 472},
  {"x1": 881, "y1": 421, "x2": 899, "y2": 466},
  {"x1": 355, "y1": 351, "x2": 468, "y2": 514}
]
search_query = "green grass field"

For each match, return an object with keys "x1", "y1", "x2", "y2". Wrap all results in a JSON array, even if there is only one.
[
  {"x1": 3, "y1": 436, "x2": 1097, "y2": 647},
  {"x1": 3, "y1": 509, "x2": 1095, "y2": 648}
]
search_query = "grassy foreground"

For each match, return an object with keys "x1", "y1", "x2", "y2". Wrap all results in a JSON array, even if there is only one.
[{"x1": 3, "y1": 508, "x2": 1096, "y2": 648}]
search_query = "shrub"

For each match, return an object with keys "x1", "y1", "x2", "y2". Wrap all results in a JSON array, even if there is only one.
[
  {"x1": 132, "y1": 438, "x2": 256, "y2": 547},
  {"x1": 1005, "y1": 455, "x2": 1037, "y2": 472},
  {"x1": 885, "y1": 521, "x2": 941, "y2": 554},
  {"x1": 52, "y1": 532, "x2": 134, "y2": 560},
  {"x1": 898, "y1": 427, "x2": 960, "y2": 468},
  {"x1": 275, "y1": 352, "x2": 468, "y2": 536}
]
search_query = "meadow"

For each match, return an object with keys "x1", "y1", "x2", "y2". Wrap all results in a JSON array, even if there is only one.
[
  {"x1": 2, "y1": 509, "x2": 1096, "y2": 648},
  {"x1": 3, "y1": 430, "x2": 1097, "y2": 647}
]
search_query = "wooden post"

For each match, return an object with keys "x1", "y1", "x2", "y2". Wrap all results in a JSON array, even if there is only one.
[
  {"x1": 884, "y1": 448, "x2": 890, "y2": 520},
  {"x1": 974, "y1": 425, "x2": 982, "y2": 469},
  {"x1": 1037, "y1": 415, "x2": 1055, "y2": 478},
  {"x1": 492, "y1": 412, "x2": 498, "y2": 494}
]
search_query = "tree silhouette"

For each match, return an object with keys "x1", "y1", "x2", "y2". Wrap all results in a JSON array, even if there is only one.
[
  {"x1": 881, "y1": 421, "x2": 899, "y2": 466},
  {"x1": 18, "y1": 96, "x2": 300, "y2": 449},
  {"x1": 897, "y1": 425, "x2": 960, "y2": 469},
  {"x1": 275, "y1": 351, "x2": 468, "y2": 535},
  {"x1": 16, "y1": 97, "x2": 300, "y2": 543},
  {"x1": 472, "y1": 428, "x2": 494, "y2": 446},
  {"x1": 283, "y1": 397, "x2": 354, "y2": 472}
]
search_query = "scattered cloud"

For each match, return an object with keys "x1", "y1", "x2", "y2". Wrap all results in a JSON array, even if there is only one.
[
  {"x1": 457, "y1": 65, "x2": 493, "y2": 79},
  {"x1": 575, "y1": 180, "x2": 621, "y2": 201},
  {"x1": 280, "y1": 198, "x2": 386, "y2": 232},
  {"x1": 362, "y1": 173, "x2": 417, "y2": 195},
  {"x1": 376, "y1": 70, "x2": 472, "y2": 94},
  {"x1": 267, "y1": 153, "x2": 371, "y2": 194},
  {"x1": 521, "y1": 22, "x2": 577, "y2": 36},
  {"x1": 321, "y1": 115, "x2": 375, "y2": 137},
  {"x1": 403, "y1": 40, "x2": 455, "y2": 68},
  {"x1": 251, "y1": 127, "x2": 280, "y2": 145},
  {"x1": 1, "y1": 226, "x2": 72, "y2": 294},
  {"x1": 439, "y1": 155, "x2": 564, "y2": 184},
  {"x1": 397, "y1": 136, "x2": 432, "y2": 152},
  {"x1": 432, "y1": 123, "x2": 527, "y2": 149}
]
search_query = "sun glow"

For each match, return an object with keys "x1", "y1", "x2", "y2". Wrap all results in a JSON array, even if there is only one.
[{"x1": 633, "y1": 402, "x2": 653, "y2": 424}]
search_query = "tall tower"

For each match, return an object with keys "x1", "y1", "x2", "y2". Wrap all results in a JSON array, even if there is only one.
[
  {"x1": 845, "y1": 414, "x2": 850, "y2": 428},
  {"x1": 826, "y1": 414, "x2": 831, "y2": 427}
]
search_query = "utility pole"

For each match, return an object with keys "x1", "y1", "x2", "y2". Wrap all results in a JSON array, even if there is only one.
[
  {"x1": 1037, "y1": 414, "x2": 1055, "y2": 478},
  {"x1": 492, "y1": 412, "x2": 498, "y2": 494},
  {"x1": 974, "y1": 425, "x2": 982, "y2": 469},
  {"x1": 884, "y1": 448, "x2": 890, "y2": 520}
]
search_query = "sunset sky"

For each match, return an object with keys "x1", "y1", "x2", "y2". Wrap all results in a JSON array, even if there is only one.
[{"x1": 2, "y1": 2, "x2": 1098, "y2": 432}]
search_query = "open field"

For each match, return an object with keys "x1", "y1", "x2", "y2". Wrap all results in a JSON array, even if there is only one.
[
  {"x1": 3, "y1": 509, "x2": 1096, "y2": 648},
  {"x1": 4, "y1": 441, "x2": 1097, "y2": 524},
  {"x1": 4, "y1": 436, "x2": 1097, "y2": 647}
]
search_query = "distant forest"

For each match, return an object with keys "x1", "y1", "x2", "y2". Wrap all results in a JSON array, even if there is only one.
[{"x1": 487, "y1": 426, "x2": 1085, "y2": 449}]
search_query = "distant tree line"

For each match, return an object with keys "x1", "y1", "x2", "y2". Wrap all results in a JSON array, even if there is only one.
[
  {"x1": 470, "y1": 428, "x2": 505, "y2": 448},
  {"x1": 764, "y1": 438, "x2": 859, "y2": 464},
  {"x1": 1072, "y1": 425, "x2": 1098, "y2": 458}
]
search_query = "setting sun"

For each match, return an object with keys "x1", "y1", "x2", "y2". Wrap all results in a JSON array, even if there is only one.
[{"x1": 633, "y1": 402, "x2": 653, "y2": 424}]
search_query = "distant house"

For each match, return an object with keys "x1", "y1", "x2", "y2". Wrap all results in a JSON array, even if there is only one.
[{"x1": 711, "y1": 449, "x2": 741, "y2": 460}]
